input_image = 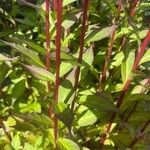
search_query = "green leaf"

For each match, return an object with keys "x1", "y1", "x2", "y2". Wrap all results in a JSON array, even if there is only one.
[
  {"x1": 85, "y1": 25, "x2": 117, "y2": 43},
  {"x1": 24, "y1": 143, "x2": 35, "y2": 150},
  {"x1": 16, "y1": 113, "x2": 53, "y2": 128},
  {"x1": 59, "y1": 79, "x2": 73, "y2": 103},
  {"x1": 111, "y1": 52, "x2": 124, "y2": 67},
  {"x1": 120, "y1": 94, "x2": 150, "y2": 111},
  {"x1": 140, "y1": 49, "x2": 150, "y2": 64},
  {"x1": 10, "y1": 37, "x2": 45, "y2": 55},
  {"x1": 60, "y1": 62, "x2": 73, "y2": 77},
  {"x1": 58, "y1": 138, "x2": 80, "y2": 150},
  {"x1": 0, "y1": 63, "x2": 9, "y2": 84},
  {"x1": 79, "y1": 93, "x2": 118, "y2": 112},
  {"x1": 23, "y1": 65, "x2": 54, "y2": 81},
  {"x1": 11, "y1": 133, "x2": 20, "y2": 150},
  {"x1": 0, "y1": 40, "x2": 44, "y2": 67},
  {"x1": 12, "y1": 79, "x2": 26, "y2": 98},
  {"x1": 54, "y1": 103, "x2": 74, "y2": 130},
  {"x1": 63, "y1": 0, "x2": 77, "y2": 7},
  {"x1": 80, "y1": 46, "x2": 94, "y2": 80},
  {"x1": 76, "y1": 109, "x2": 98, "y2": 127},
  {"x1": 128, "y1": 112, "x2": 150, "y2": 122},
  {"x1": 121, "y1": 51, "x2": 135, "y2": 83},
  {"x1": 0, "y1": 53, "x2": 17, "y2": 62},
  {"x1": 101, "y1": 0, "x2": 118, "y2": 16}
]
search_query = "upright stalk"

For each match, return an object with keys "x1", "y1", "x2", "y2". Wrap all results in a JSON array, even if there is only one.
[
  {"x1": 0, "y1": 116, "x2": 11, "y2": 141},
  {"x1": 45, "y1": 0, "x2": 52, "y2": 117},
  {"x1": 99, "y1": 29, "x2": 150, "y2": 148},
  {"x1": 54, "y1": 0, "x2": 62, "y2": 148},
  {"x1": 99, "y1": 0, "x2": 122, "y2": 90},
  {"x1": 130, "y1": 0, "x2": 139, "y2": 16},
  {"x1": 53, "y1": 0, "x2": 57, "y2": 11},
  {"x1": 123, "y1": 78, "x2": 150, "y2": 122},
  {"x1": 71, "y1": 0, "x2": 89, "y2": 111},
  {"x1": 129, "y1": 119, "x2": 150, "y2": 147}
]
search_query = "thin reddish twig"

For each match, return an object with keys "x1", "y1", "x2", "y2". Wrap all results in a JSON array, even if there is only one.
[
  {"x1": 0, "y1": 116, "x2": 11, "y2": 141},
  {"x1": 99, "y1": 0, "x2": 122, "y2": 90},
  {"x1": 99, "y1": 29, "x2": 150, "y2": 147},
  {"x1": 54, "y1": 0, "x2": 63, "y2": 148},
  {"x1": 45, "y1": 0, "x2": 53, "y2": 118},
  {"x1": 71, "y1": 0, "x2": 89, "y2": 111},
  {"x1": 123, "y1": 78, "x2": 150, "y2": 122},
  {"x1": 129, "y1": 120, "x2": 150, "y2": 147}
]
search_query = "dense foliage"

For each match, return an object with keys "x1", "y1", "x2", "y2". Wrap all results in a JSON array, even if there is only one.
[{"x1": 0, "y1": 0, "x2": 150, "y2": 149}]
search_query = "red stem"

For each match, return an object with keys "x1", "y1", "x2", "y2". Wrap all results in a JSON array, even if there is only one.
[
  {"x1": 53, "y1": 0, "x2": 63, "y2": 148},
  {"x1": 53, "y1": 0, "x2": 57, "y2": 11},
  {"x1": 130, "y1": 0, "x2": 139, "y2": 17},
  {"x1": 100, "y1": 0, "x2": 122, "y2": 89},
  {"x1": 99, "y1": 29, "x2": 150, "y2": 147},
  {"x1": 0, "y1": 116, "x2": 11, "y2": 141},
  {"x1": 123, "y1": 78, "x2": 150, "y2": 122},
  {"x1": 45, "y1": 0, "x2": 52, "y2": 118},
  {"x1": 129, "y1": 120, "x2": 150, "y2": 147},
  {"x1": 71, "y1": 0, "x2": 89, "y2": 111}
]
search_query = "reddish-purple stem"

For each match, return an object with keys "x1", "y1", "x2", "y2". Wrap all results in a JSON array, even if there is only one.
[
  {"x1": 130, "y1": 0, "x2": 139, "y2": 17},
  {"x1": 0, "y1": 117, "x2": 11, "y2": 141},
  {"x1": 71, "y1": 0, "x2": 89, "y2": 111},
  {"x1": 45, "y1": 0, "x2": 52, "y2": 118},
  {"x1": 129, "y1": 120, "x2": 150, "y2": 147},
  {"x1": 123, "y1": 78, "x2": 150, "y2": 122},
  {"x1": 100, "y1": 0, "x2": 122, "y2": 89},
  {"x1": 54, "y1": 0, "x2": 63, "y2": 148},
  {"x1": 100, "y1": 29, "x2": 150, "y2": 147},
  {"x1": 53, "y1": 0, "x2": 57, "y2": 10}
]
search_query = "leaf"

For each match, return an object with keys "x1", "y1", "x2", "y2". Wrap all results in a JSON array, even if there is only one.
[
  {"x1": 62, "y1": 10, "x2": 81, "y2": 29},
  {"x1": 120, "y1": 94, "x2": 150, "y2": 111},
  {"x1": 10, "y1": 37, "x2": 45, "y2": 55},
  {"x1": 76, "y1": 109, "x2": 98, "y2": 127},
  {"x1": 54, "y1": 103, "x2": 74, "y2": 130},
  {"x1": 80, "y1": 46, "x2": 94, "y2": 80},
  {"x1": 12, "y1": 79, "x2": 26, "y2": 98},
  {"x1": 24, "y1": 143, "x2": 35, "y2": 150},
  {"x1": 0, "y1": 63, "x2": 9, "y2": 84},
  {"x1": 60, "y1": 62, "x2": 73, "y2": 77},
  {"x1": 11, "y1": 133, "x2": 20, "y2": 150},
  {"x1": 85, "y1": 25, "x2": 117, "y2": 43},
  {"x1": 121, "y1": 51, "x2": 135, "y2": 83},
  {"x1": 16, "y1": 113, "x2": 53, "y2": 129},
  {"x1": 58, "y1": 138, "x2": 80, "y2": 150},
  {"x1": 59, "y1": 79, "x2": 73, "y2": 103},
  {"x1": 140, "y1": 49, "x2": 150, "y2": 64},
  {"x1": 111, "y1": 52, "x2": 124, "y2": 67},
  {"x1": 63, "y1": 0, "x2": 77, "y2": 7},
  {"x1": 101, "y1": 0, "x2": 118, "y2": 16},
  {"x1": 0, "y1": 53, "x2": 17, "y2": 62},
  {"x1": 79, "y1": 93, "x2": 118, "y2": 112},
  {"x1": 0, "y1": 40, "x2": 44, "y2": 67},
  {"x1": 128, "y1": 112, "x2": 150, "y2": 122},
  {"x1": 23, "y1": 65, "x2": 54, "y2": 81}
]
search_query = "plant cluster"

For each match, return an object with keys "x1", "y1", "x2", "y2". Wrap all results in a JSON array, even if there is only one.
[{"x1": 0, "y1": 0, "x2": 150, "y2": 149}]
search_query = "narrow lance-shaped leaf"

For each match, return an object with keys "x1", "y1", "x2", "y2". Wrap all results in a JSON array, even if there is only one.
[
  {"x1": 23, "y1": 64, "x2": 54, "y2": 81},
  {"x1": 0, "y1": 40, "x2": 44, "y2": 67}
]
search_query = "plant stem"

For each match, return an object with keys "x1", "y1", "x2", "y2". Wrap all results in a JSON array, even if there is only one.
[
  {"x1": 130, "y1": 0, "x2": 139, "y2": 16},
  {"x1": 53, "y1": 0, "x2": 57, "y2": 11},
  {"x1": 129, "y1": 120, "x2": 150, "y2": 148},
  {"x1": 54, "y1": 0, "x2": 62, "y2": 148},
  {"x1": 99, "y1": 0, "x2": 122, "y2": 90},
  {"x1": 45, "y1": 0, "x2": 52, "y2": 118},
  {"x1": 71, "y1": 0, "x2": 89, "y2": 111},
  {"x1": 0, "y1": 116, "x2": 11, "y2": 141},
  {"x1": 99, "y1": 29, "x2": 150, "y2": 148},
  {"x1": 123, "y1": 78, "x2": 150, "y2": 122}
]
